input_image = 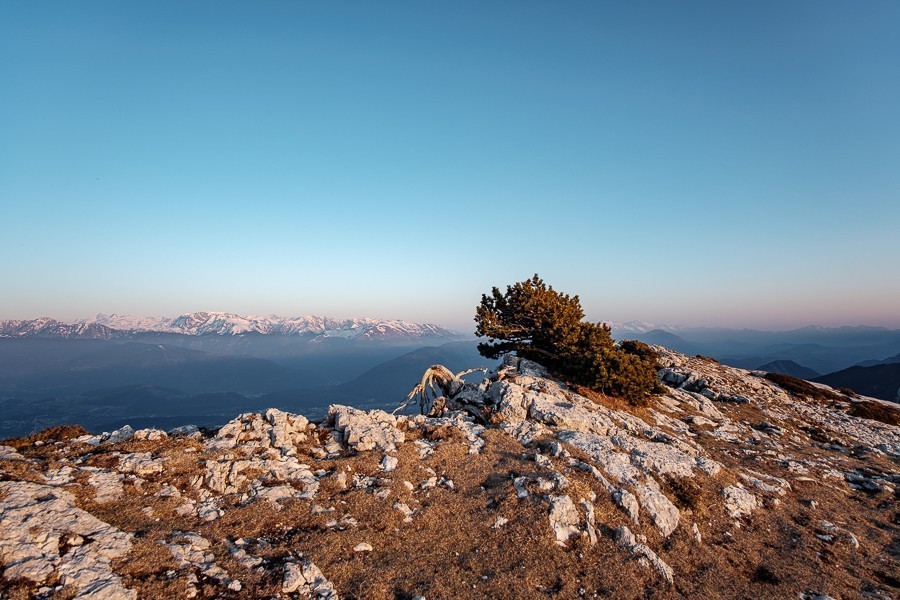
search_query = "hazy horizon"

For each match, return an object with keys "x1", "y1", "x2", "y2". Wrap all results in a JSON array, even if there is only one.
[{"x1": 3, "y1": 2, "x2": 898, "y2": 331}]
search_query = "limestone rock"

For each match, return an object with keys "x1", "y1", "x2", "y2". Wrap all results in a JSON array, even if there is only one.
[
  {"x1": 489, "y1": 380, "x2": 536, "y2": 421},
  {"x1": 72, "y1": 425, "x2": 135, "y2": 447},
  {"x1": 2, "y1": 344, "x2": 897, "y2": 598},
  {"x1": 226, "y1": 540, "x2": 264, "y2": 570},
  {"x1": 612, "y1": 488, "x2": 640, "y2": 523},
  {"x1": 85, "y1": 469, "x2": 125, "y2": 503},
  {"x1": 615, "y1": 525, "x2": 674, "y2": 585},
  {"x1": 208, "y1": 409, "x2": 308, "y2": 455},
  {"x1": 133, "y1": 428, "x2": 168, "y2": 441},
  {"x1": 417, "y1": 412, "x2": 486, "y2": 454},
  {"x1": 200, "y1": 413, "x2": 319, "y2": 504},
  {"x1": 739, "y1": 470, "x2": 790, "y2": 496},
  {"x1": 499, "y1": 420, "x2": 550, "y2": 446},
  {"x1": 327, "y1": 405, "x2": 404, "y2": 452},
  {"x1": 165, "y1": 532, "x2": 240, "y2": 593},
  {"x1": 548, "y1": 495, "x2": 580, "y2": 546},
  {"x1": 103, "y1": 425, "x2": 134, "y2": 444},
  {"x1": 282, "y1": 557, "x2": 337, "y2": 598},
  {"x1": 265, "y1": 408, "x2": 310, "y2": 454},
  {"x1": 0, "y1": 481, "x2": 134, "y2": 597},
  {"x1": 723, "y1": 485, "x2": 757, "y2": 518},
  {"x1": 380, "y1": 455, "x2": 398, "y2": 472},
  {"x1": 283, "y1": 561, "x2": 305, "y2": 593},
  {"x1": 634, "y1": 482, "x2": 680, "y2": 537},
  {"x1": 0, "y1": 445, "x2": 26, "y2": 461},
  {"x1": 581, "y1": 499, "x2": 598, "y2": 545},
  {"x1": 168, "y1": 424, "x2": 200, "y2": 436},
  {"x1": 44, "y1": 465, "x2": 76, "y2": 486},
  {"x1": 513, "y1": 476, "x2": 529, "y2": 499},
  {"x1": 394, "y1": 503, "x2": 415, "y2": 522},
  {"x1": 556, "y1": 430, "x2": 681, "y2": 536},
  {"x1": 116, "y1": 452, "x2": 166, "y2": 476}
]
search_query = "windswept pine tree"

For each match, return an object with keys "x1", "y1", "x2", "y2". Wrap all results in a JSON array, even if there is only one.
[{"x1": 475, "y1": 275, "x2": 658, "y2": 404}]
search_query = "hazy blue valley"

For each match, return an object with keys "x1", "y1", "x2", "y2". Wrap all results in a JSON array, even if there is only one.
[{"x1": 2, "y1": 317, "x2": 899, "y2": 439}]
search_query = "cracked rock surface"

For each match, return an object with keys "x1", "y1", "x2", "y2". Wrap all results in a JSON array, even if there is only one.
[{"x1": 0, "y1": 481, "x2": 134, "y2": 599}]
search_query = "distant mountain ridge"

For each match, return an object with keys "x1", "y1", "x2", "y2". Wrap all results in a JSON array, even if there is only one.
[
  {"x1": 815, "y1": 363, "x2": 900, "y2": 402},
  {"x1": 606, "y1": 321, "x2": 897, "y2": 336},
  {"x1": 755, "y1": 359, "x2": 821, "y2": 379},
  {"x1": 0, "y1": 312, "x2": 459, "y2": 341},
  {"x1": 604, "y1": 322, "x2": 900, "y2": 375},
  {"x1": 857, "y1": 352, "x2": 900, "y2": 368},
  {"x1": 0, "y1": 318, "x2": 121, "y2": 340}
]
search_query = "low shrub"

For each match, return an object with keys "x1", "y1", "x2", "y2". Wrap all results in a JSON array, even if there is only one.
[
  {"x1": 2, "y1": 425, "x2": 89, "y2": 451},
  {"x1": 763, "y1": 372, "x2": 842, "y2": 402},
  {"x1": 848, "y1": 401, "x2": 900, "y2": 426},
  {"x1": 476, "y1": 275, "x2": 659, "y2": 405},
  {"x1": 620, "y1": 340, "x2": 659, "y2": 364}
]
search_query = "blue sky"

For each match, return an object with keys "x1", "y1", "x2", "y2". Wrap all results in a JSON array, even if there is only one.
[{"x1": 2, "y1": 1, "x2": 899, "y2": 331}]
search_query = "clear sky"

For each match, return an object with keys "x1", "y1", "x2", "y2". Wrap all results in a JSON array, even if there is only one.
[{"x1": 2, "y1": 1, "x2": 899, "y2": 331}]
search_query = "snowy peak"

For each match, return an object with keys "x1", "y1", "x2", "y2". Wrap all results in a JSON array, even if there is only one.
[
  {"x1": 0, "y1": 318, "x2": 120, "y2": 340},
  {"x1": 79, "y1": 313, "x2": 172, "y2": 332},
  {"x1": 167, "y1": 312, "x2": 275, "y2": 336},
  {"x1": 604, "y1": 320, "x2": 669, "y2": 335},
  {"x1": 160, "y1": 312, "x2": 453, "y2": 338},
  {"x1": 0, "y1": 313, "x2": 459, "y2": 341}
]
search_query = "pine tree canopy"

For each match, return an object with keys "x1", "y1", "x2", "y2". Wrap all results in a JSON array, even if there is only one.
[{"x1": 474, "y1": 275, "x2": 658, "y2": 404}]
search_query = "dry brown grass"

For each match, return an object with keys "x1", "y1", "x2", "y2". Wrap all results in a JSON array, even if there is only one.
[
  {"x1": 663, "y1": 475, "x2": 708, "y2": 515},
  {"x1": 848, "y1": 400, "x2": 900, "y2": 426},
  {"x1": 694, "y1": 355, "x2": 719, "y2": 363},
  {"x1": 764, "y1": 372, "x2": 843, "y2": 402},
  {"x1": 573, "y1": 385, "x2": 655, "y2": 421},
  {"x1": 278, "y1": 430, "x2": 649, "y2": 600},
  {"x1": 1, "y1": 425, "x2": 89, "y2": 451},
  {"x1": 0, "y1": 457, "x2": 46, "y2": 485}
]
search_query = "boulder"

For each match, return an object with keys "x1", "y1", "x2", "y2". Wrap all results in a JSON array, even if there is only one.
[
  {"x1": 327, "y1": 405, "x2": 404, "y2": 452},
  {"x1": 722, "y1": 485, "x2": 757, "y2": 518},
  {"x1": 548, "y1": 495, "x2": 580, "y2": 546}
]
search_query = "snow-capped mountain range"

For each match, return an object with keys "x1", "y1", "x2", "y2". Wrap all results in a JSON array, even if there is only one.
[
  {"x1": 603, "y1": 321, "x2": 671, "y2": 335},
  {"x1": 0, "y1": 312, "x2": 459, "y2": 341}
]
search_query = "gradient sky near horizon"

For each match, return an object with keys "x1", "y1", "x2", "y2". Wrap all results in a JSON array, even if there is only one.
[{"x1": 2, "y1": 1, "x2": 899, "y2": 331}]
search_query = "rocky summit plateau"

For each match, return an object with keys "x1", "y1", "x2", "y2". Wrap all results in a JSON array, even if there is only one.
[{"x1": 1, "y1": 347, "x2": 898, "y2": 599}]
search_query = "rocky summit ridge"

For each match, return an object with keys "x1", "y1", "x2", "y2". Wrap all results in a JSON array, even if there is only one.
[{"x1": 1, "y1": 347, "x2": 898, "y2": 599}]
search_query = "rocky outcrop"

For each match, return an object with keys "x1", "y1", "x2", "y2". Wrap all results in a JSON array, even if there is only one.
[
  {"x1": 0, "y1": 446, "x2": 25, "y2": 462},
  {"x1": 116, "y1": 452, "x2": 166, "y2": 476},
  {"x1": 72, "y1": 425, "x2": 135, "y2": 447},
  {"x1": 199, "y1": 410, "x2": 319, "y2": 511},
  {"x1": 0, "y1": 482, "x2": 134, "y2": 598},
  {"x1": 281, "y1": 556, "x2": 337, "y2": 598},
  {"x1": 615, "y1": 525, "x2": 674, "y2": 585},
  {"x1": 547, "y1": 495, "x2": 580, "y2": 545},
  {"x1": 86, "y1": 469, "x2": 125, "y2": 504},
  {"x1": 326, "y1": 406, "x2": 404, "y2": 452},
  {"x1": 723, "y1": 485, "x2": 757, "y2": 518},
  {"x1": 165, "y1": 532, "x2": 242, "y2": 595},
  {"x1": 1, "y1": 347, "x2": 897, "y2": 598},
  {"x1": 472, "y1": 356, "x2": 720, "y2": 537}
]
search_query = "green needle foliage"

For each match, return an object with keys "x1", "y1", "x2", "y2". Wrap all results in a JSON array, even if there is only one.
[{"x1": 475, "y1": 275, "x2": 658, "y2": 404}]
